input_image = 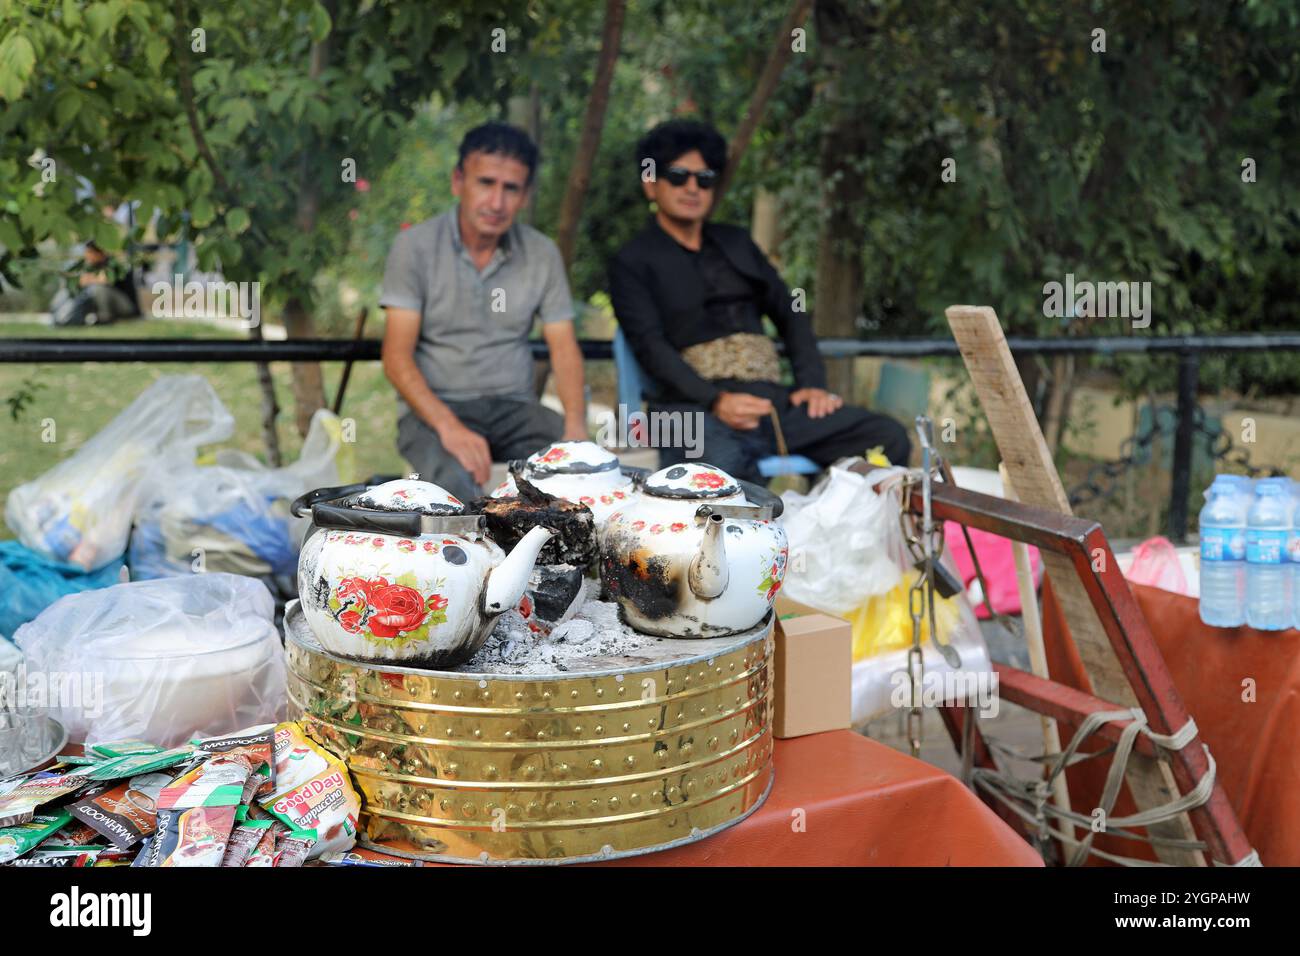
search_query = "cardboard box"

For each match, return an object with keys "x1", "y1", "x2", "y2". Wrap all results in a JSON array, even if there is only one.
[{"x1": 773, "y1": 605, "x2": 852, "y2": 739}]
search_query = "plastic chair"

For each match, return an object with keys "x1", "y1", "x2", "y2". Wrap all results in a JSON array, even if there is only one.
[
  {"x1": 611, "y1": 328, "x2": 820, "y2": 478},
  {"x1": 871, "y1": 361, "x2": 932, "y2": 423}
]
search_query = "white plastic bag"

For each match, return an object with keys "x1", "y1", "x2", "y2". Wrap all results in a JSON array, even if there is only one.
[
  {"x1": 780, "y1": 462, "x2": 995, "y2": 726},
  {"x1": 129, "y1": 409, "x2": 343, "y2": 581},
  {"x1": 13, "y1": 574, "x2": 286, "y2": 749},
  {"x1": 779, "y1": 464, "x2": 912, "y2": 616},
  {"x1": 5, "y1": 375, "x2": 234, "y2": 571}
]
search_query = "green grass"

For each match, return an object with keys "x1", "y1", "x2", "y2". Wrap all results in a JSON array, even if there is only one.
[{"x1": 0, "y1": 319, "x2": 409, "y2": 539}]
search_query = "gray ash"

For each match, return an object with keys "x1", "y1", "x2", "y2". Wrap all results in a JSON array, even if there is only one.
[{"x1": 460, "y1": 596, "x2": 659, "y2": 675}]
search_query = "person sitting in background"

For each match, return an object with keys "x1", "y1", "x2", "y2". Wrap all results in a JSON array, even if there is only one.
[
  {"x1": 51, "y1": 240, "x2": 140, "y2": 327},
  {"x1": 380, "y1": 122, "x2": 588, "y2": 502},
  {"x1": 608, "y1": 120, "x2": 910, "y2": 482}
]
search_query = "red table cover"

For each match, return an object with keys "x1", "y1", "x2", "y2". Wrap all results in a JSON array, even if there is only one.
[
  {"x1": 602, "y1": 730, "x2": 1043, "y2": 866},
  {"x1": 1040, "y1": 579, "x2": 1299, "y2": 866}
]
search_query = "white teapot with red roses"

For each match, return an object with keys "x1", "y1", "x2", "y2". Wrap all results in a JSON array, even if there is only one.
[
  {"x1": 491, "y1": 440, "x2": 637, "y2": 530},
  {"x1": 292, "y1": 477, "x2": 553, "y2": 667},
  {"x1": 599, "y1": 463, "x2": 788, "y2": 638}
]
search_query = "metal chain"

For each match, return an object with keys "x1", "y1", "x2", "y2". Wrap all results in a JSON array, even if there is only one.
[
  {"x1": 1068, "y1": 401, "x2": 1285, "y2": 509},
  {"x1": 906, "y1": 569, "x2": 925, "y2": 757}
]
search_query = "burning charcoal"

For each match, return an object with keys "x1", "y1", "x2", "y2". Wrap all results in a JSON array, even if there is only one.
[
  {"x1": 471, "y1": 468, "x2": 598, "y2": 567},
  {"x1": 527, "y1": 565, "x2": 585, "y2": 624}
]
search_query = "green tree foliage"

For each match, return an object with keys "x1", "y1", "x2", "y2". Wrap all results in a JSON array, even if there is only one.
[
  {"x1": 770, "y1": 0, "x2": 1300, "y2": 394},
  {"x1": 0, "y1": 0, "x2": 532, "y2": 310}
]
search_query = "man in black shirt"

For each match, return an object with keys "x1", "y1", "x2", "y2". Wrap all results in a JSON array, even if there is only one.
[{"x1": 608, "y1": 120, "x2": 910, "y2": 482}]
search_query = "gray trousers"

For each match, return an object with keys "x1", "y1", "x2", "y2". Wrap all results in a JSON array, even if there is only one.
[{"x1": 398, "y1": 397, "x2": 563, "y2": 502}]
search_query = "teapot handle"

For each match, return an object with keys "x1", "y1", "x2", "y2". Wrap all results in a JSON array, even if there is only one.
[
  {"x1": 737, "y1": 478, "x2": 785, "y2": 519},
  {"x1": 309, "y1": 503, "x2": 424, "y2": 537},
  {"x1": 290, "y1": 474, "x2": 399, "y2": 518}
]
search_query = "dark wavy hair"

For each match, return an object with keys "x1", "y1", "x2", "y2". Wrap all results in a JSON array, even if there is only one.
[
  {"x1": 457, "y1": 122, "x2": 540, "y2": 184},
  {"x1": 635, "y1": 120, "x2": 728, "y2": 177}
]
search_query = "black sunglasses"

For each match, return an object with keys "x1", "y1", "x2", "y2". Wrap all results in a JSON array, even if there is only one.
[{"x1": 662, "y1": 166, "x2": 719, "y2": 189}]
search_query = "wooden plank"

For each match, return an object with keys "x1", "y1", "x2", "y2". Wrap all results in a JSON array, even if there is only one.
[{"x1": 945, "y1": 305, "x2": 1204, "y2": 865}]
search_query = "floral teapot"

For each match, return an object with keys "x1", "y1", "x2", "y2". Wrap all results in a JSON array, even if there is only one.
[
  {"x1": 491, "y1": 440, "x2": 637, "y2": 530},
  {"x1": 292, "y1": 476, "x2": 553, "y2": 667},
  {"x1": 599, "y1": 463, "x2": 787, "y2": 638}
]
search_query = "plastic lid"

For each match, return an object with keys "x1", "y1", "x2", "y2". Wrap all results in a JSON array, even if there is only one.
[
  {"x1": 642, "y1": 463, "x2": 741, "y2": 500},
  {"x1": 524, "y1": 441, "x2": 621, "y2": 477},
  {"x1": 352, "y1": 477, "x2": 465, "y2": 515}
]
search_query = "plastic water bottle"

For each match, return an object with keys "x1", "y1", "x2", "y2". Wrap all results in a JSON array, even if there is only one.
[
  {"x1": 1198, "y1": 475, "x2": 1247, "y2": 627},
  {"x1": 1245, "y1": 477, "x2": 1292, "y2": 631},
  {"x1": 1293, "y1": 481, "x2": 1300, "y2": 630}
]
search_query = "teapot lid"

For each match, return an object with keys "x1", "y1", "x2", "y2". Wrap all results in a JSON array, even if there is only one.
[
  {"x1": 642, "y1": 463, "x2": 741, "y2": 500},
  {"x1": 352, "y1": 476, "x2": 465, "y2": 516},
  {"x1": 524, "y1": 440, "x2": 621, "y2": 478}
]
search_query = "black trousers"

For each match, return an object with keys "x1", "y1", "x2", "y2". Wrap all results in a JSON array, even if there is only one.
[{"x1": 650, "y1": 381, "x2": 911, "y2": 484}]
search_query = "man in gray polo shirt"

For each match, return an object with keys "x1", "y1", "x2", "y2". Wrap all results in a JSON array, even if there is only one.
[{"x1": 380, "y1": 123, "x2": 588, "y2": 501}]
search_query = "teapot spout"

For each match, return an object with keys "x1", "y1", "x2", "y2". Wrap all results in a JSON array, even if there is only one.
[
  {"x1": 484, "y1": 525, "x2": 555, "y2": 615},
  {"x1": 688, "y1": 512, "x2": 729, "y2": 599}
]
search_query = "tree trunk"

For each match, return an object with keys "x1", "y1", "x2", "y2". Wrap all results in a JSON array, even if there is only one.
[
  {"x1": 280, "y1": 1, "x2": 335, "y2": 437},
  {"x1": 715, "y1": 0, "x2": 814, "y2": 207},
  {"x1": 1041, "y1": 355, "x2": 1072, "y2": 454},
  {"x1": 811, "y1": 0, "x2": 873, "y2": 402},
  {"x1": 554, "y1": 0, "x2": 626, "y2": 270},
  {"x1": 751, "y1": 187, "x2": 783, "y2": 264},
  {"x1": 283, "y1": 295, "x2": 327, "y2": 436},
  {"x1": 508, "y1": 86, "x2": 543, "y2": 225},
  {"x1": 248, "y1": 319, "x2": 282, "y2": 467}
]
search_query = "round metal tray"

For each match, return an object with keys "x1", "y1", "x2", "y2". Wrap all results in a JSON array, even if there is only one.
[
  {"x1": 0, "y1": 714, "x2": 68, "y2": 779},
  {"x1": 283, "y1": 600, "x2": 774, "y2": 864}
]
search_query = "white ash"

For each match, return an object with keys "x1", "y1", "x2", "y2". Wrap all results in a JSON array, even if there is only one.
[{"x1": 459, "y1": 598, "x2": 664, "y2": 675}]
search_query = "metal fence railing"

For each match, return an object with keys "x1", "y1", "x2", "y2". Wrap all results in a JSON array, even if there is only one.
[{"x1": 4, "y1": 333, "x2": 1300, "y2": 542}]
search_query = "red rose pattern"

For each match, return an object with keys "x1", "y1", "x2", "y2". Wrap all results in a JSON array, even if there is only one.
[
  {"x1": 691, "y1": 471, "x2": 727, "y2": 490},
  {"x1": 332, "y1": 575, "x2": 442, "y2": 640},
  {"x1": 366, "y1": 584, "x2": 428, "y2": 637}
]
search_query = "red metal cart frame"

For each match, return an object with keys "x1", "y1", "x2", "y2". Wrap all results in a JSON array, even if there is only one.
[{"x1": 912, "y1": 481, "x2": 1254, "y2": 866}]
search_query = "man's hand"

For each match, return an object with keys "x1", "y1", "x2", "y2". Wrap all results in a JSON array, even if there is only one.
[
  {"x1": 712, "y1": 391, "x2": 774, "y2": 430},
  {"x1": 436, "y1": 418, "x2": 492, "y2": 486},
  {"x1": 790, "y1": 387, "x2": 843, "y2": 420},
  {"x1": 561, "y1": 420, "x2": 589, "y2": 441}
]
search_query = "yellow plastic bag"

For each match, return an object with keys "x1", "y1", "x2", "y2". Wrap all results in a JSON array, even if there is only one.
[{"x1": 845, "y1": 570, "x2": 961, "y2": 661}]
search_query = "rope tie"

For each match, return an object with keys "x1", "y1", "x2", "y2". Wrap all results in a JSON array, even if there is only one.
[{"x1": 973, "y1": 706, "x2": 1259, "y2": 867}]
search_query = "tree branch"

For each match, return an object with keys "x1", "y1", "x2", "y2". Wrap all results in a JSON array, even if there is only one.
[
  {"x1": 173, "y1": 1, "x2": 233, "y2": 198},
  {"x1": 554, "y1": 0, "x2": 626, "y2": 271},
  {"x1": 715, "y1": 0, "x2": 814, "y2": 207}
]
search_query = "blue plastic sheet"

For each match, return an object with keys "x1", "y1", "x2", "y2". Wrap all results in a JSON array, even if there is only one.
[{"x1": 0, "y1": 539, "x2": 124, "y2": 641}]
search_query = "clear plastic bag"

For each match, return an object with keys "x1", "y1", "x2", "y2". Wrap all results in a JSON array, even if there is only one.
[
  {"x1": 5, "y1": 375, "x2": 234, "y2": 572},
  {"x1": 779, "y1": 464, "x2": 912, "y2": 616},
  {"x1": 13, "y1": 574, "x2": 286, "y2": 749},
  {"x1": 129, "y1": 410, "x2": 343, "y2": 582}
]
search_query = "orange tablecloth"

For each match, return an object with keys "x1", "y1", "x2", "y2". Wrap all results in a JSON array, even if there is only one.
[
  {"x1": 601, "y1": 730, "x2": 1042, "y2": 866},
  {"x1": 1041, "y1": 579, "x2": 1300, "y2": 866}
]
